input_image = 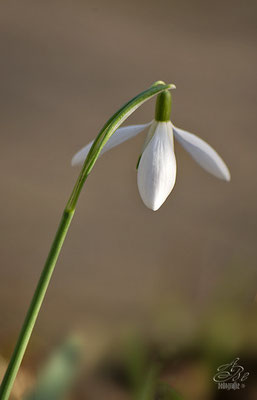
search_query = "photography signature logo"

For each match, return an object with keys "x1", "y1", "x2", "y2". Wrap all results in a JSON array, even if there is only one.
[{"x1": 213, "y1": 358, "x2": 249, "y2": 390}]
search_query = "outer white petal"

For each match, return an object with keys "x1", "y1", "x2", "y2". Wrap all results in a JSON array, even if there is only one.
[
  {"x1": 172, "y1": 125, "x2": 231, "y2": 181},
  {"x1": 71, "y1": 123, "x2": 150, "y2": 166},
  {"x1": 137, "y1": 121, "x2": 177, "y2": 211}
]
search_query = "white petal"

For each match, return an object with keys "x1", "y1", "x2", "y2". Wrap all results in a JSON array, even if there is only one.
[
  {"x1": 172, "y1": 125, "x2": 231, "y2": 181},
  {"x1": 137, "y1": 121, "x2": 177, "y2": 211},
  {"x1": 71, "y1": 123, "x2": 150, "y2": 166}
]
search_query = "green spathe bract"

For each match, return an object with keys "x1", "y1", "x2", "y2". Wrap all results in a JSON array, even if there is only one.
[{"x1": 0, "y1": 81, "x2": 174, "y2": 400}]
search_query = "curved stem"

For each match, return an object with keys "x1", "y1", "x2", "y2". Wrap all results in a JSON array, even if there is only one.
[
  {"x1": 0, "y1": 82, "x2": 172, "y2": 400},
  {"x1": 66, "y1": 82, "x2": 173, "y2": 210}
]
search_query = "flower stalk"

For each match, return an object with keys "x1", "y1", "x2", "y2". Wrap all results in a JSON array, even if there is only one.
[
  {"x1": 0, "y1": 209, "x2": 74, "y2": 400},
  {"x1": 0, "y1": 81, "x2": 172, "y2": 400}
]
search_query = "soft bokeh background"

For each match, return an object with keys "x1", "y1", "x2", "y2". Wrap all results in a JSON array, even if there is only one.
[{"x1": 0, "y1": 0, "x2": 256, "y2": 399}]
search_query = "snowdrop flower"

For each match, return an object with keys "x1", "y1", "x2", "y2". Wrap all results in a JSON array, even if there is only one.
[{"x1": 72, "y1": 85, "x2": 230, "y2": 211}]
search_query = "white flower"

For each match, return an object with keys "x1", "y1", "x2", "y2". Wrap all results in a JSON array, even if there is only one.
[
  {"x1": 72, "y1": 103, "x2": 230, "y2": 211},
  {"x1": 136, "y1": 121, "x2": 177, "y2": 211}
]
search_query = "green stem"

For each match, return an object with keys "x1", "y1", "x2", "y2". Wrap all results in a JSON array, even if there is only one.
[
  {"x1": 0, "y1": 209, "x2": 74, "y2": 400},
  {"x1": 0, "y1": 81, "x2": 173, "y2": 400}
]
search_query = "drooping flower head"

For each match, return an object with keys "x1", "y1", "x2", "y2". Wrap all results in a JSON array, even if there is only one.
[{"x1": 72, "y1": 83, "x2": 230, "y2": 210}]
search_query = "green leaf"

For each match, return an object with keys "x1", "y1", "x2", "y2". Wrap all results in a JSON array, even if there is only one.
[
  {"x1": 137, "y1": 365, "x2": 159, "y2": 400},
  {"x1": 155, "y1": 382, "x2": 184, "y2": 400},
  {"x1": 24, "y1": 336, "x2": 83, "y2": 400}
]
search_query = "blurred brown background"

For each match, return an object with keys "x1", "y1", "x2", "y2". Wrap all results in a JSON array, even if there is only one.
[{"x1": 0, "y1": 0, "x2": 256, "y2": 399}]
